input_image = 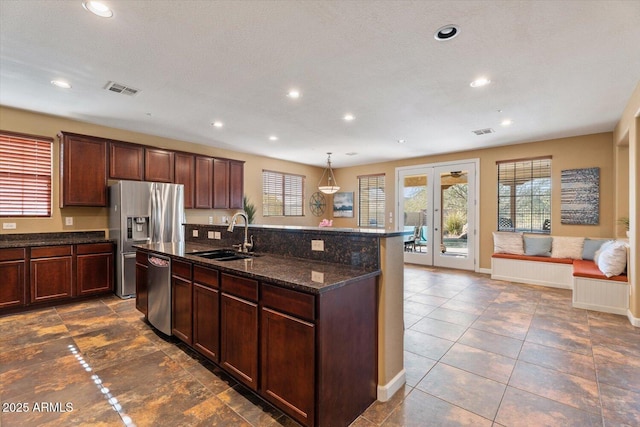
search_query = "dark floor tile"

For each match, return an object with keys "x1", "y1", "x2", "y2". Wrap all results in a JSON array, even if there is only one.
[
  {"x1": 458, "y1": 328, "x2": 523, "y2": 359},
  {"x1": 427, "y1": 307, "x2": 478, "y2": 327},
  {"x1": 525, "y1": 326, "x2": 593, "y2": 356},
  {"x1": 495, "y1": 386, "x2": 603, "y2": 427},
  {"x1": 441, "y1": 343, "x2": 516, "y2": 384},
  {"x1": 0, "y1": 336, "x2": 76, "y2": 374},
  {"x1": 439, "y1": 298, "x2": 488, "y2": 316},
  {"x1": 509, "y1": 361, "x2": 600, "y2": 414},
  {"x1": 0, "y1": 322, "x2": 69, "y2": 353},
  {"x1": 596, "y1": 358, "x2": 640, "y2": 394},
  {"x1": 599, "y1": 383, "x2": 640, "y2": 426},
  {"x1": 470, "y1": 314, "x2": 530, "y2": 341},
  {"x1": 359, "y1": 384, "x2": 412, "y2": 425},
  {"x1": 410, "y1": 317, "x2": 468, "y2": 341},
  {"x1": 416, "y1": 363, "x2": 506, "y2": 420},
  {"x1": 217, "y1": 384, "x2": 290, "y2": 426},
  {"x1": 404, "y1": 351, "x2": 436, "y2": 387},
  {"x1": 407, "y1": 293, "x2": 450, "y2": 307}
]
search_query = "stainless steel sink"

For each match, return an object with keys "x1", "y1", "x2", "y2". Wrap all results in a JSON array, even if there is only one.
[{"x1": 190, "y1": 249, "x2": 255, "y2": 261}]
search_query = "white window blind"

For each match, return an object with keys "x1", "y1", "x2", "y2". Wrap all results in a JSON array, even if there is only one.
[
  {"x1": 497, "y1": 157, "x2": 551, "y2": 233},
  {"x1": 358, "y1": 174, "x2": 385, "y2": 228},
  {"x1": 263, "y1": 170, "x2": 304, "y2": 216},
  {"x1": 0, "y1": 131, "x2": 53, "y2": 217}
]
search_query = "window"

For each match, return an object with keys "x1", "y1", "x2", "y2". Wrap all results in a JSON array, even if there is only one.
[
  {"x1": 358, "y1": 174, "x2": 385, "y2": 228},
  {"x1": 0, "y1": 131, "x2": 53, "y2": 217},
  {"x1": 262, "y1": 170, "x2": 304, "y2": 216},
  {"x1": 497, "y1": 157, "x2": 551, "y2": 233}
]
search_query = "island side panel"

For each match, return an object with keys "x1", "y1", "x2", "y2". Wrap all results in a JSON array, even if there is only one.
[{"x1": 316, "y1": 276, "x2": 377, "y2": 427}]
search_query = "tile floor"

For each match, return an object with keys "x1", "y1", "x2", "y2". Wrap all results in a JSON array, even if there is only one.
[{"x1": 1, "y1": 265, "x2": 639, "y2": 426}]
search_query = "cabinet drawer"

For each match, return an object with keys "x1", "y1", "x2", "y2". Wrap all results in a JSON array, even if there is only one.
[
  {"x1": 31, "y1": 245, "x2": 72, "y2": 258},
  {"x1": 194, "y1": 265, "x2": 219, "y2": 288},
  {"x1": 172, "y1": 259, "x2": 192, "y2": 280},
  {"x1": 77, "y1": 242, "x2": 113, "y2": 255},
  {"x1": 221, "y1": 273, "x2": 258, "y2": 302},
  {"x1": 262, "y1": 283, "x2": 315, "y2": 322},
  {"x1": 0, "y1": 248, "x2": 26, "y2": 262}
]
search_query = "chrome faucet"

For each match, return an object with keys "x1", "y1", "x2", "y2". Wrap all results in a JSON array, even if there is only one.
[{"x1": 227, "y1": 212, "x2": 253, "y2": 253}]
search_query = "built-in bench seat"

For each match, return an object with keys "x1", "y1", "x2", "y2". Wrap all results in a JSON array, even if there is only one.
[{"x1": 491, "y1": 250, "x2": 629, "y2": 315}]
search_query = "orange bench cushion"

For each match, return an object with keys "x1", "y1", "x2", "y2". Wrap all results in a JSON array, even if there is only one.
[
  {"x1": 572, "y1": 259, "x2": 628, "y2": 282},
  {"x1": 492, "y1": 253, "x2": 574, "y2": 264}
]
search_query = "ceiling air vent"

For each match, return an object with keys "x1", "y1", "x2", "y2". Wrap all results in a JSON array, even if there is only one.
[
  {"x1": 472, "y1": 128, "x2": 495, "y2": 135},
  {"x1": 104, "y1": 81, "x2": 140, "y2": 96}
]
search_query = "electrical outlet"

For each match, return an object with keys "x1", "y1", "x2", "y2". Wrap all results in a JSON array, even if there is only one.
[
  {"x1": 311, "y1": 240, "x2": 324, "y2": 251},
  {"x1": 311, "y1": 271, "x2": 324, "y2": 283},
  {"x1": 214, "y1": 232, "x2": 221, "y2": 239},
  {"x1": 192, "y1": 229, "x2": 199, "y2": 237},
  {"x1": 3, "y1": 222, "x2": 16, "y2": 230},
  {"x1": 65, "y1": 217, "x2": 73, "y2": 226},
  {"x1": 208, "y1": 231, "x2": 214, "y2": 239}
]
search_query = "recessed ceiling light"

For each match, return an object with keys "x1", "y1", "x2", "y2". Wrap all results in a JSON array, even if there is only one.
[
  {"x1": 345, "y1": 152, "x2": 358, "y2": 156},
  {"x1": 82, "y1": 1, "x2": 113, "y2": 18},
  {"x1": 434, "y1": 24, "x2": 459, "y2": 41},
  {"x1": 470, "y1": 77, "x2": 491, "y2": 88},
  {"x1": 343, "y1": 114, "x2": 355, "y2": 122},
  {"x1": 287, "y1": 89, "x2": 301, "y2": 99},
  {"x1": 397, "y1": 139, "x2": 406, "y2": 144},
  {"x1": 269, "y1": 135, "x2": 278, "y2": 141},
  {"x1": 51, "y1": 80, "x2": 72, "y2": 89},
  {"x1": 212, "y1": 121, "x2": 223, "y2": 128},
  {"x1": 501, "y1": 119, "x2": 513, "y2": 126}
]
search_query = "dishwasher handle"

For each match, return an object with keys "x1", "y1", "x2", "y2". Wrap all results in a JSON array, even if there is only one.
[{"x1": 148, "y1": 254, "x2": 170, "y2": 268}]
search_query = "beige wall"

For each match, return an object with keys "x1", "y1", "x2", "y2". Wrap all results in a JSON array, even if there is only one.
[
  {"x1": 331, "y1": 133, "x2": 616, "y2": 270},
  {"x1": 0, "y1": 106, "x2": 324, "y2": 235}
]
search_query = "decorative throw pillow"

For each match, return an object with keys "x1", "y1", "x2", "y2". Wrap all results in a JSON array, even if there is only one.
[
  {"x1": 594, "y1": 240, "x2": 615, "y2": 264},
  {"x1": 550, "y1": 236, "x2": 585, "y2": 259},
  {"x1": 524, "y1": 236, "x2": 552, "y2": 257},
  {"x1": 493, "y1": 232, "x2": 524, "y2": 255},
  {"x1": 597, "y1": 241, "x2": 627, "y2": 277},
  {"x1": 582, "y1": 238, "x2": 611, "y2": 261}
]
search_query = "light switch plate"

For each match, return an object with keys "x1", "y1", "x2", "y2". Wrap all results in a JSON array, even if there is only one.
[
  {"x1": 311, "y1": 240, "x2": 324, "y2": 251},
  {"x1": 2, "y1": 222, "x2": 16, "y2": 230},
  {"x1": 208, "y1": 231, "x2": 214, "y2": 239},
  {"x1": 192, "y1": 229, "x2": 199, "y2": 237},
  {"x1": 65, "y1": 217, "x2": 73, "y2": 226}
]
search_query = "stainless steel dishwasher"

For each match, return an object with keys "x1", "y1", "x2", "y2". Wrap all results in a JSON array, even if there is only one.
[{"x1": 147, "y1": 253, "x2": 172, "y2": 335}]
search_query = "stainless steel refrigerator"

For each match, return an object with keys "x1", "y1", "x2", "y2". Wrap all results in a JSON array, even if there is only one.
[{"x1": 109, "y1": 181, "x2": 185, "y2": 300}]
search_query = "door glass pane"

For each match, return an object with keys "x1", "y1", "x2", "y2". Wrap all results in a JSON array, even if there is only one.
[
  {"x1": 403, "y1": 174, "x2": 428, "y2": 254},
  {"x1": 439, "y1": 170, "x2": 468, "y2": 258}
]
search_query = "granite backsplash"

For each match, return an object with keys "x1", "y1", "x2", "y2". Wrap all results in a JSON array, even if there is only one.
[{"x1": 184, "y1": 224, "x2": 380, "y2": 270}]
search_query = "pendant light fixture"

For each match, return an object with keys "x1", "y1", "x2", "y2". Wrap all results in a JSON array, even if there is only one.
[{"x1": 318, "y1": 152, "x2": 340, "y2": 194}]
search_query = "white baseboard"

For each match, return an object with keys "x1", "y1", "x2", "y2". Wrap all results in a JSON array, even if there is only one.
[
  {"x1": 628, "y1": 309, "x2": 640, "y2": 327},
  {"x1": 377, "y1": 369, "x2": 406, "y2": 402},
  {"x1": 477, "y1": 267, "x2": 491, "y2": 275}
]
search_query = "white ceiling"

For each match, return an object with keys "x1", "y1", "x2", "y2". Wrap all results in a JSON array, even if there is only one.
[{"x1": 1, "y1": 1, "x2": 639, "y2": 168}]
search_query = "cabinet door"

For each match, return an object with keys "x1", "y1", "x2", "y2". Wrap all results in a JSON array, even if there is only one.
[
  {"x1": 145, "y1": 148, "x2": 175, "y2": 182},
  {"x1": 30, "y1": 257, "x2": 73, "y2": 303},
  {"x1": 60, "y1": 133, "x2": 108, "y2": 207},
  {"x1": 109, "y1": 142, "x2": 144, "y2": 180},
  {"x1": 172, "y1": 275, "x2": 193, "y2": 344},
  {"x1": 174, "y1": 153, "x2": 195, "y2": 209},
  {"x1": 135, "y1": 253, "x2": 148, "y2": 316},
  {"x1": 221, "y1": 292, "x2": 258, "y2": 390},
  {"x1": 195, "y1": 156, "x2": 213, "y2": 209},
  {"x1": 193, "y1": 283, "x2": 220, "y2": 362},
  {"x1": 261, "y1": 308, "x2": 315, "y2": 426},
  {"x1": 76, "y1": 252, "x2": 113, "y2": 295},
  {"x1": 0, "y1": 260, "x2": 25, "y2": 309},
  {"x1": 213, "y1": 159, "x2": 229, "y2": 208},
  {"x1": 229, "y1": 160, "x2": 244, "y2": 209}
]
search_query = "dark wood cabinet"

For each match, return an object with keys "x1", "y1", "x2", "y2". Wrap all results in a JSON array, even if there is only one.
[
  {"x1": 193, "y1": 265, "x2": 220, "y2": 362},
  {"x1": 220, "y1": 273, "x2": 259, "y2": 390},
  {"x1": 135, "y1": 251, "x2": 148, "y2": 316},
  {"x1": 109, "y1": 141, "x2": 144, "y2": 180},
  {"x1": 145, "y1": 148, "x2": 175, "y2": 182},
  {"x1": 261, "y1": 308, "x2": 315, "y2": 425},
  {"x1": 30, "y1": 245, "x2": 73, "y2": 303},
  {"x1": 59, "y1": 132, "x2": 108, "y2": 207},
  {"x1": 229, "y1": 160, "x2": 245, "y2": 209},
  {"x1": 174, "y1": 153, "x2": 195, "y2": 209},
  {"x1": 0, "y1": 248, "x2": 26, "y2": 309},
  {"x1": 76, "y1": 243, "x2": 114, "y2": 296},
  {"x1": 213, "y1": 159, "x2": 230, "y2": 208},
  {"x1": 171, "y1": 259, "x2": 193, "y2": 344},
  {"x1": 195, "y1": 156, "x2": 214, "y2": 209}
]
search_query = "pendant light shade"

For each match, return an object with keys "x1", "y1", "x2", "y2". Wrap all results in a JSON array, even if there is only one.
[{"x1": 318, "y1": 152, "x2": 340, "y2": 194}]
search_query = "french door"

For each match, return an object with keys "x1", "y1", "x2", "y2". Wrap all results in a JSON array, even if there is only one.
[{"x1": 397, "y1": 160, "x2": 478, "y2": 271}]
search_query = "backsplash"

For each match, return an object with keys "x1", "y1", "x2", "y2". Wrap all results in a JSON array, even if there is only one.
[
  {"x1": 184, "y1": 224, "x2": 380, "y2": 270},
  {"x1": 0, "y1": 231, "x2": 106, "y2": 242}
]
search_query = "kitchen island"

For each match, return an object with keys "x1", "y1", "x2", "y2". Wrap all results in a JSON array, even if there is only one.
[{"x1": 135, "y1": 239, "x2": 381, "y2": 427}]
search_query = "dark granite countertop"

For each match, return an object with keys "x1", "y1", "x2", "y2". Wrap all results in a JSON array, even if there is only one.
[
  {"x1": 190, "y1": 223, "x2": 410, "y2": 238},
  {"x1": 0, "y1": 231, "x2": 113, "y2": 249},
  {"x1": 136, "y1": 242, "x2": 380, "y2": 294}
]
